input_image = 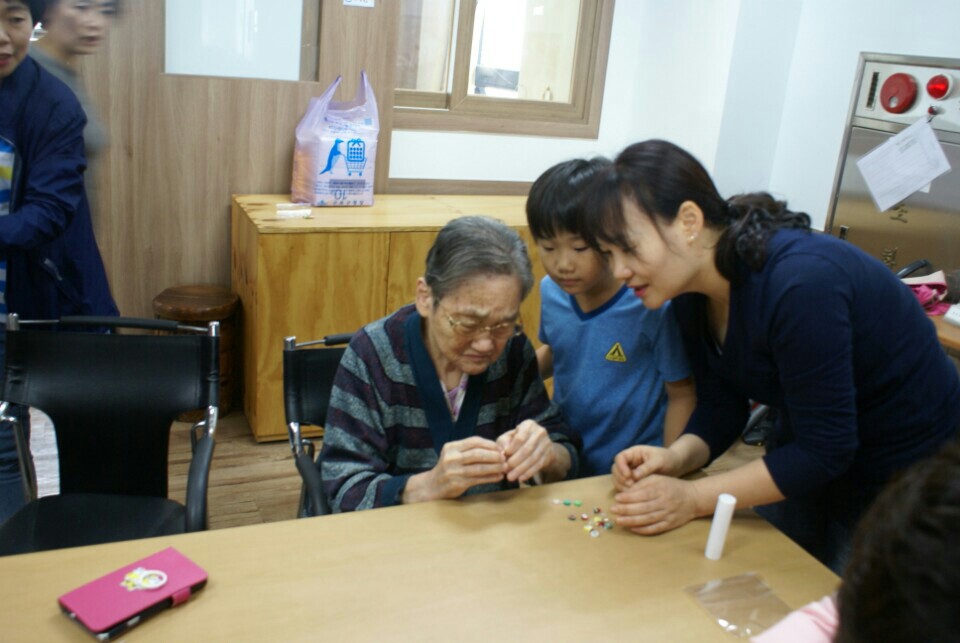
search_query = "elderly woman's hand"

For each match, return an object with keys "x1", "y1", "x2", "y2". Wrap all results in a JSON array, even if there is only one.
[
  {"x1": 497, "y1": 419, "x2": 570, "y2": 484},
  {"x1": 427, "y1": 436, "x2": 507, "y2": 499}
]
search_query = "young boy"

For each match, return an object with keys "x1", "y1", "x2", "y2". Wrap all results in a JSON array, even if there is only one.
[{"x1": 526, "y1": 158, "x2": 695, "y2": 477}]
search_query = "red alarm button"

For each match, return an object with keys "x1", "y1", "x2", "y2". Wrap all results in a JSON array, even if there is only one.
[
  {"x1": 880, "y1": 73, "x2": 918, "y2": 113},
  {"x1": 927, "y1": 74, "x2": 951, "y2": 100}
]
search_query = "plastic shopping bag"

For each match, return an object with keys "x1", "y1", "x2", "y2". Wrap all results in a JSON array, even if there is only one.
[{"x1": 291, "y1": 71, "x2": 379, "y2": 206}]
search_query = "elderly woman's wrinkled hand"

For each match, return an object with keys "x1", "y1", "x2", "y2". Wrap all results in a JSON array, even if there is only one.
[
  {"x1": 430, "y1": 436, "x2": 507, "y2": 498},
  {"x1": 497, "y1": 419, "x2": 559, "y2": 483}
]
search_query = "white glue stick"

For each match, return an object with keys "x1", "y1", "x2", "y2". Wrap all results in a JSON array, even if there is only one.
[{"x1": 704, "y1": 493, "x2": 737, "y2": 560}]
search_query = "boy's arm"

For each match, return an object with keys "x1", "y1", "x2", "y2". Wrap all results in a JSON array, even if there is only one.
[
  {"x1": 662, "y1": 377, "x2": 696, "y2": 446},
  {"x1": 535, "y1": 344, "x2": 553, "y2": 381}
]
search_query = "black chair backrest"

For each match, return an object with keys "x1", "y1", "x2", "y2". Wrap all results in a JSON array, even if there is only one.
[
  {"x1": 895, "y1": 258, "x2": 933, "y2": 279},
  {"x1": 283, "y1": 339, "x2": 351, "y2": 430},
  {"x1": 0, "y1": 317, "x2": 219, "y2": 498},
  {"x1": 283, "y1": 334, "x2": 352, "y2": 518}
]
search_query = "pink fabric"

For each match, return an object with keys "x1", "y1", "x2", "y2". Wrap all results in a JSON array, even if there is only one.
[
  {"x1": 442, "y1": 373, "x2": 469, "y2": 421},
  {"x1": 750, "y1": 595, "x2": 838, "y2": 643},
  {"x1": 902, "y1": 270, "x2": 952, "y2": 316}
]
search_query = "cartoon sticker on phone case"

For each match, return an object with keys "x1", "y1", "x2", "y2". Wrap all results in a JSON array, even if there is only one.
[{"x1": 121, "y1": 567, "x2": 168, "y2": 591}]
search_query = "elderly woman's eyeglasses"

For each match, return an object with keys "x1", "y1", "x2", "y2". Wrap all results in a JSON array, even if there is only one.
[{"x1": 445, "y1": 315, "x2": 523, "y2": 341}]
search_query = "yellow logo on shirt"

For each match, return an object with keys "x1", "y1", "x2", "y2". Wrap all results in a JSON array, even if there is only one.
[{"x1": 605, "y1": 342, "x2": 627, "y2": 363}]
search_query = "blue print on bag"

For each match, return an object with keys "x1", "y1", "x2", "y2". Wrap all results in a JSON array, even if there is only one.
[{"x1": 346, "y1": 139, "x2": 366, "y2": 176}]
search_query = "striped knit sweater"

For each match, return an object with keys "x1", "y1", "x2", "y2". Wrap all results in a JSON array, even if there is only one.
[{"x1": 320, "y1": 304, "x2": 581, "y2": 512}]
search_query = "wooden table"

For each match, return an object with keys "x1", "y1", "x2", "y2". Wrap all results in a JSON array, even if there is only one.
[
  {"x1": 231, "y1": 194, "x2": 545, "y2": 442},
  {"x1": 0, "y1": 475, "x2": 838, "y2": 641}
]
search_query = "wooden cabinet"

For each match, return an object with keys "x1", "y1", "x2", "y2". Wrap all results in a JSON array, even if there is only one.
[{"x1": 231, "y1": 195, "x2": 545, "y2": 441}]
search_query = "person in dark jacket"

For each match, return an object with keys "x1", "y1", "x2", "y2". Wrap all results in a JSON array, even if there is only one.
[{"x1": 0, "y1": 0, "x2": 118, "y2": 522}]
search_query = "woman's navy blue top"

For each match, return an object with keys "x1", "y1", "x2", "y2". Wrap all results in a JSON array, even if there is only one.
[{"x1": 672, "y1": 229, "x2": 960, "y2": 497}]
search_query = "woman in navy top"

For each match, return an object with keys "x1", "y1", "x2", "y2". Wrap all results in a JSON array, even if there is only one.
[{"x1": 579, "y1": 139, "x2": 960, "y2": 573}]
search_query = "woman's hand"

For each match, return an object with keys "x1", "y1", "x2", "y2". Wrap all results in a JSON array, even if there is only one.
[
  {"x1": 410, "y1": 436, "x2": 506, "y2": 502},
  {"x1": 611, "y1": 445, "x2": 679, "y2": 491},
  {"x1": 497, "y1": 419, "x2": 567, "y2": 483},
  {"x1": 609, "y1": 475, "x2": 700, "y2": 535}
]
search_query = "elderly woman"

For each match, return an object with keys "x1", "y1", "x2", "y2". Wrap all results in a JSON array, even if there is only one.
[{"x1": 321, "y1": 216, "x2": 581, "y2": 512}]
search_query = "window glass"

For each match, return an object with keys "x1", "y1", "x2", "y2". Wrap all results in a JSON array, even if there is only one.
[
  {"x1": 393, "y1": 0, "x2": 612, "y2": 138},
  {"x1": 396, "y1": 0, "x2": 456, "y2": 93},
  {"x1": 467, "y1": 0, "x2": 580, "y2": 103}
]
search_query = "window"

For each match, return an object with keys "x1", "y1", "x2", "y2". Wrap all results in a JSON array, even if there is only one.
[{"x1": 394, "y1": 0, "x2": 614, "y2": 138}]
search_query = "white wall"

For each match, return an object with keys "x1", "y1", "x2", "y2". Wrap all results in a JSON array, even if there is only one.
[
  {"x1": 769, "y1": 0, "x2": 960, "y2": 229},
  {"x1": 393, "y1": 0, "x2": 960, "y2": 230},
  {"x1": 389, "y1": 0, "x2": 741, "y2": 181},
  {"x1": 712, "y1": 0, "x2": 802, "y2": 199}
]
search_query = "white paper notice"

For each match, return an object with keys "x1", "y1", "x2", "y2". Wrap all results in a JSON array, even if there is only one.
[{"x1": 856, "y1": 118, "x2": 951, "y2": 212}]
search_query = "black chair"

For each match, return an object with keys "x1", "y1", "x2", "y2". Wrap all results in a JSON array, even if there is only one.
[
  {"x1": 895, "y1": 258, "x2": 933, "y2": 279},
  {"x1": 283, "y1": 333, "x2": 353, "y2": 518},
  {"x1": 742, "y1": 403, "x2": 777, "y2": 447},
  {"x1": 0, "y1": 315, "x2": 220, "y2": 555}
]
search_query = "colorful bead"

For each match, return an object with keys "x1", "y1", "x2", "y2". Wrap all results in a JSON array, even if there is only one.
[
  {"x1": 593, "y1": 507, "x2": 602, "y2": 513},
  {"x1": 590, "y1": 529, "x2": 600, "y2": 538},
  {"x1": 563, "y1": 499, "x2": 571, "y2": 506},
  {"x1": 580, "y1": 513, "x2": 589, "y2": 521},
  {"x1": 568, "y1": 514, "x2": 577, "y2": 521},
  {"x1": 574, "y1": 500, "x2": 582, "y2": 507}
]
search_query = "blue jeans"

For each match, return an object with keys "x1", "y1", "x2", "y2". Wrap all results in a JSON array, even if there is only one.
[{"x1": 0, "y1": 329, "x2": 30, "y2": 524}]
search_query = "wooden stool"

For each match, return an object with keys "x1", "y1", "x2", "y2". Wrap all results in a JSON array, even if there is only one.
[{"x1": 152, "y1": 284, "x2": 239, "y2": 421}]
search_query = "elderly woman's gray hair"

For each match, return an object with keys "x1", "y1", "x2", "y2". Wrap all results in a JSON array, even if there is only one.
[{"x1": 424, "y1": 216, "x2": 534, "y2": 304}]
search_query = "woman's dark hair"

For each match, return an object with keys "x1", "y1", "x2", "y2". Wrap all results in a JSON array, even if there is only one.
[
  {"x1": 424, "y1": 215, "x2": 534, "y2": 304},
  {"x1": 835, "y1": 441, "x2": 960, "y2": 643},
  {"x1": 526, "y1": 156, "x2": 611, "y2": 241},
  {"x1": 578, "y1": 139, "x2": 811, "y2": 282},
  {"x1": 26, "y1": 0, "x2": 47, "y2": 23}
]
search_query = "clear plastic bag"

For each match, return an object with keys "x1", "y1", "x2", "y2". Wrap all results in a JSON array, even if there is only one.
[
  {"x1": 291, "y1": 71, "x2": 379, "y2": 206},
  {"x1": 684, "y1": 573, "x2": 793, "y2": 639}
]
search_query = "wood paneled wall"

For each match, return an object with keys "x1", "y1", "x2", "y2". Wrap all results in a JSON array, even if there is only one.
[{"x1": 79, "y1": 1, "x2": 398, "y2": 317}]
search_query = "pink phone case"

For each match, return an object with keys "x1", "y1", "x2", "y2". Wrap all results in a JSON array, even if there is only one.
[{"x1": 58, "y1": 547, "x2": 207, "y2": 640}]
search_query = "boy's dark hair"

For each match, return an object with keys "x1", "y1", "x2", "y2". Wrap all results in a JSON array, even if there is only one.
[
  {"x1": 526, "y1": 157, "x2": 611, "y2": 240},
  {"x1": 835, "y1": 440, "x2": 960, "y2": 642}
]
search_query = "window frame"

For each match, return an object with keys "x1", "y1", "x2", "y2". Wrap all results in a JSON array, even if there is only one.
[{"x1": 393, "y1": 0, "x2": 615, "y2": 139}]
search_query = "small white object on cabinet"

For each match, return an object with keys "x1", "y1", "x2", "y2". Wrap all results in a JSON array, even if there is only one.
[{"x1": 944, "y1": 303, "x2": 960, "y2": 328}]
